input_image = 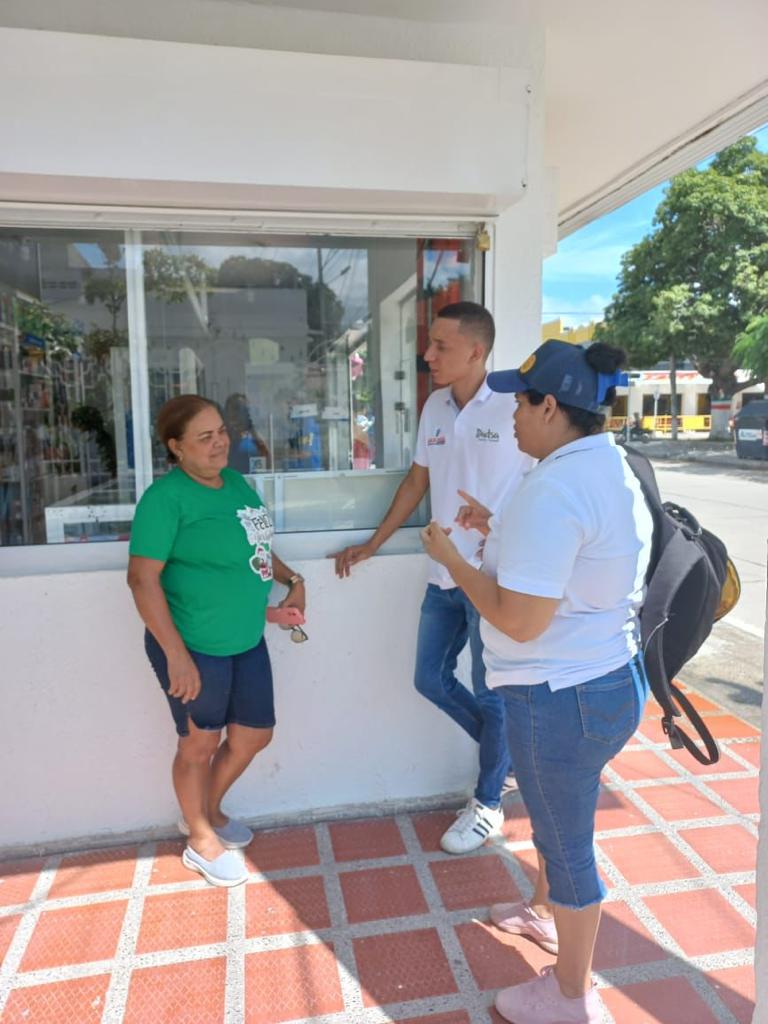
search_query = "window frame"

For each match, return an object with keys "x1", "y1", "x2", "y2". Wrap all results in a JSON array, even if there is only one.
[{"x1": 0, "y1": 205, "x2": 494, "y2": 577}]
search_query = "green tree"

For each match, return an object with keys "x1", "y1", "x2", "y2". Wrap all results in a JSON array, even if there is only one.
[
  {"x1": 83, "y1": 265, "x2": 126, "y2": 334},
  {"x1": 217, "y1": 255, "x2": 344, "y2": 355},
  {"x1": 15, "y1": 299, "x2": 81, "y2": 353},
  {"x1": 598, "y1": 136, "x2": 768, "y2": 436},
  {"x1": 650, "y1": 284, "x2": 721, "y2": 435},
  {"x1": 729, "y1": 237, "x2": 768, "y2": 385},
  {"x1": 217, "y1": 255, "x2": 306, "y2": 290},
  {"x1": 733, "y1": 314, "x2": 768, "y2": 388},
  {"x1": 143, "y1": 249, "x2": 215, "y2": 304},
  {"x1": 83, "y1": 248, "x2": 129, "y2": 369}
]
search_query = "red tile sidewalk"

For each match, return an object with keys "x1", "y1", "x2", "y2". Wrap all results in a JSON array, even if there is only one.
[{"x1": 0, "y1": 688, "x2": 758, "y2": 1023}]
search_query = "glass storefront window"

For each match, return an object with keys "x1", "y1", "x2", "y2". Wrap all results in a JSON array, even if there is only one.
[
  {"x1": 142, "y1": 232, "x2": 481, "y2": 532},
  {"x1": 0, "y1": 224, "x2": 481, "y2": 548},
  {"x1": 0, "y1": 231, "x2": 133, "y2": 545}
]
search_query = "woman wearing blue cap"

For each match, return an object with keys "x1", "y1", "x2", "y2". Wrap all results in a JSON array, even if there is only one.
[{"x1": 422, "y1": 340, "x2": 654, "y2": 1024}]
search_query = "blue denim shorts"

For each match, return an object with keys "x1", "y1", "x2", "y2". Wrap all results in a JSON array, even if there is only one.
[
  {"x1": 498, "y1": 656, "x2": 648, "y2": 910},
  {"x1": 145, "y1": 630, "x2": 275, "y2": 738}
]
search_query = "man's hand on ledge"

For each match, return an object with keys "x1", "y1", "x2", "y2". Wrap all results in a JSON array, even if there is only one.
[{"x1": 329, "y1": 541, "x2": 377, "y2": 579}]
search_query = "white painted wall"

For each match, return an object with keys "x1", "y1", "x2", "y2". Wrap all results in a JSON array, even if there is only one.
[
  {"x1": 0, "y1": 15, "x2": 548, "y2": 850},
  {"x1": 489, "y1": 20, "x2": 546, "y2": 365},
  {"x1": 0, "y1": 27, "x2": 529, "y2": 212},
  {"x1": 0, "y1": 555, "x2": 482, "y2": 851}
]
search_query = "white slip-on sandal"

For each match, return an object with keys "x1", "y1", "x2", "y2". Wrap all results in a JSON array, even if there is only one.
[
  {"x1": 181, "y1": 846, "x2": 249, "y2": 887},
  {"x1": 178, "y1": 818, "x2": 253, "y2": 849}
]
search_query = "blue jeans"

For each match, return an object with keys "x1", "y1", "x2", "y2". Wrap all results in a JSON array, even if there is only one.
[
  {"x1": 498, "y1": 656, "x2": 648, "y2": 909},
  {"x1": 414, "y1": 584, "x2": 512, "y2": 807}
]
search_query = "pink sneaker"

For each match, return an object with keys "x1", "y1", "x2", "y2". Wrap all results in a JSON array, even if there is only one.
[
  {"x1": 495, "y1": 966, "x2": 602, "y2": 1024},
  {"x1": 490, "y1": 902, "x2": 559, "y2": 954}
]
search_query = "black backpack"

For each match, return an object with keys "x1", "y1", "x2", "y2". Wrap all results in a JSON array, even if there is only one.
[{"x1": 624, "y1": 447, "x2": 740, "y2": 765}]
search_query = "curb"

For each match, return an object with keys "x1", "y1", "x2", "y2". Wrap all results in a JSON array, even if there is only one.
[{"x1": 647, "y1": 453, "x2": 768, "y2": 471}]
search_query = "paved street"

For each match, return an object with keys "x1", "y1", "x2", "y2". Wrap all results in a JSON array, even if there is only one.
[{"x1": 652, "y1": 460, "x2": 766, "y2": 726}]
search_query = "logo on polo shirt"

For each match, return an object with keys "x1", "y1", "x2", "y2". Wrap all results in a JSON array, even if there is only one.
[
  {"x1": 427, "y1": 427, "x2": 447, "y2": 446},
  {"x1": 475, "y1": 427, "x2": 500, "y2": 442}
]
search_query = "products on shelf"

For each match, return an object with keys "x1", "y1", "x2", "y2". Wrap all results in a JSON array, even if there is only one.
[{"x1": 0, "y1": 291, "x2": 90, "y2": 545}]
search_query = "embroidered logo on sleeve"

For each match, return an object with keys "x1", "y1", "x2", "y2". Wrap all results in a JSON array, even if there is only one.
[
  {"x1": 427, "y1": 427, "x2": 447, "y2": 446},
  {"x1": 236, "y1": 505, "x2": 274, "y2": 581}
]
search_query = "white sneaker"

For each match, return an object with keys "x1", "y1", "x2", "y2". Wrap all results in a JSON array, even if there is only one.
[
  {"x1": 440, "y1": 798, "x2": 504, "y2": 854},
  {"x1": 501, "y1": 773, "x2": 519, "y2": 797}
]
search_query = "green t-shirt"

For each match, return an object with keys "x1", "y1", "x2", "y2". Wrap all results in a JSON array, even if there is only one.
[{"x1": 129, "y1": 467, "x2": 274, "y2": 656}]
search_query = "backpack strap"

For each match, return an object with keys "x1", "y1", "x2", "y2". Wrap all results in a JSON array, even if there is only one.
[
  {"x1": 623, "y1": 447, "x2": 663, "y2": 577},
  {"x1": 623, "y1": 446, "x2": 662, "y2": 504},
  {"x1": 646, "y1": 619, "x2": 719, "y2": 765},
  {"x1": 666, "y1": 684, "x2": 720, "y2": 766}
]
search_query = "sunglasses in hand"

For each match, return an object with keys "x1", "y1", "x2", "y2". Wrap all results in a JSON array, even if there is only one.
[{"x1": 266, "y1": 605, "x2": 309, "y2": 644}]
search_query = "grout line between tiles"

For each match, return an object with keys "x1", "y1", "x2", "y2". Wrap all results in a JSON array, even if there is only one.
[
  {"x1": 0, "y1": 856, "x2": 61, "y2": 1016},
  {"x1": 398, "y1": 813, "x2": 496, "y2": 1024},
  {"x1": 224, "y1": 872, "x2": 246, "y2": 1024},
  {"x1": 315, "y1": 820, "x2": 367, "y2": 1023},
  {"x1": 99, "y1": 841, "x2": 154, "y2": 1024}
]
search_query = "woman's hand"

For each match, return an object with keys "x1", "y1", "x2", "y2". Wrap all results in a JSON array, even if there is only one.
[
  {"x1": 166, "y1": 649, "x2": 202, "y2": 704},
  {"x1": 420, "y1": 521, "x2": 459, "y2": 567},
  {"x1": 280, "y1": 580, "x2": 306, "y2": 615},
  {"x1": 454, "y1": 489, "x2": 492, "y2": 537}
]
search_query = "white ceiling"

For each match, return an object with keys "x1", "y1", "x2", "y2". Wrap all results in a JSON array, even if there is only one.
[
  {"x1": 2, "y1": 0, "x2": 767, "y2": 230},
  {"x1": 542, "y1": 0, "x2": 768, "y2": 229},
  {"x1": 221, "y1": 0, "x2": 519, "y2": 21}
]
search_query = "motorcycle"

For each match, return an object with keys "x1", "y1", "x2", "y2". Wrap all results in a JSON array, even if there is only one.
[{"x1": 628, "y1": 424, "x2": 652, "y2": 442}]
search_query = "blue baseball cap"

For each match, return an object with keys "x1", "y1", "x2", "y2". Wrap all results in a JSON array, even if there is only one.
[{"x1": 487, "y1": 339, "x2": 628, "y2": 412}]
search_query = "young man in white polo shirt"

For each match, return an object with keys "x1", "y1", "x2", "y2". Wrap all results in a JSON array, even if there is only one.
[{"x1": 332, "y1": 302, "x2": 533, "y2": 853}]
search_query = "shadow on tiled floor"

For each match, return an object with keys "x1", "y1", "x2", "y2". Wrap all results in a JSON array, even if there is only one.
[{"x1": 0, "y1": 685, "x2": 758, "y2": 1023}]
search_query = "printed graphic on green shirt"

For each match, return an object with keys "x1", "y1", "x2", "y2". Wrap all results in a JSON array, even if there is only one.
[
  {"x1": 129, "y1": 468, "x2": 275, "y2": 656},
  {"x1": 237, "y1": 504, "x2": 274, "y2": 582}
]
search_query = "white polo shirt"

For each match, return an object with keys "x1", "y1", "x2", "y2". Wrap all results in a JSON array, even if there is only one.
[
  {"x1": 415, "y1": 378, "x2": 534, "y2": 588},
  {"x1": 480, "y1": 431, "x2": 654, "y2": 690}
]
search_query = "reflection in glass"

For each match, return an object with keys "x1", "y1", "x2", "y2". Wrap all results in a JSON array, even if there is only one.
[
  {"x1": 142, "y1": 232, "x2": 480, "y2": 532},
  {"x1": 0, "y1": 231, "x2": 133, "y2": 546},
  {"x1": 0, "y1": 227, "x2": 480, "y2": 546}
]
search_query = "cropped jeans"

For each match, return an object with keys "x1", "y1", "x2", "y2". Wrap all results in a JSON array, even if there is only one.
[{"x1": 498, "y1": 655, "x2": 648, "y2": 908}]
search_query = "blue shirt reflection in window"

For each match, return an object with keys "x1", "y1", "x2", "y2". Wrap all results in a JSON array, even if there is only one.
[
  {"x1": 285, "y1": 414, "x2": 323, "y2": 470},
  {"x1": 224, "y1": 393, "x2": 271, "y2": 473}
]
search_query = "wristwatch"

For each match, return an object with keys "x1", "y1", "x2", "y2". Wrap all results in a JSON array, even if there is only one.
[{"x1": 288, "y1": 573, "x2": 305, "y2": 587}]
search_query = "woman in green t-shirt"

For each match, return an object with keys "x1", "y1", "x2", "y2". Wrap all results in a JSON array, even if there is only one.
[{"x1": 128, "y1": 395, "x2": 306, "y2": 887}]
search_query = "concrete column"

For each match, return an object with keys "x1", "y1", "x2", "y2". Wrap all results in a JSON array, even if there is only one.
[
  {"x1": 754, "y1": 575, "x2": 767, "y2": 1023},
  {"x1": 711, "y1": 399, "x2": 731, "y2": 439},
  {"x1": 680, "y1": 389, "x2": 698, "y2": 416}
]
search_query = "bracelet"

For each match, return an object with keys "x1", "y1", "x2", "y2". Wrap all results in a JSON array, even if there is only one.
[{"x1": 288, "y1": 573, "x2": 305, "y2": 587}]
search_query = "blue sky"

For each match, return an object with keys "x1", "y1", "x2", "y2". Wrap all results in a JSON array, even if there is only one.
[{"x1": 542, "y1": 123, "x2": 768, "y2": 329}]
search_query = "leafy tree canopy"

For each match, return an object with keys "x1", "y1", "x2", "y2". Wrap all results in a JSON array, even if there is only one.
[
  {"x1": 733, "y1": 313, "x2": 768, "y2": 385},
  {"x1": 217, "y1": 255, "x2": 344, "y2": 342},
  {"x1": 143, "y1": 249, "x2": 215, "y2": 304},
  {"x1": 597, "y1": 136, "x2": 768, "y2": 397}
]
